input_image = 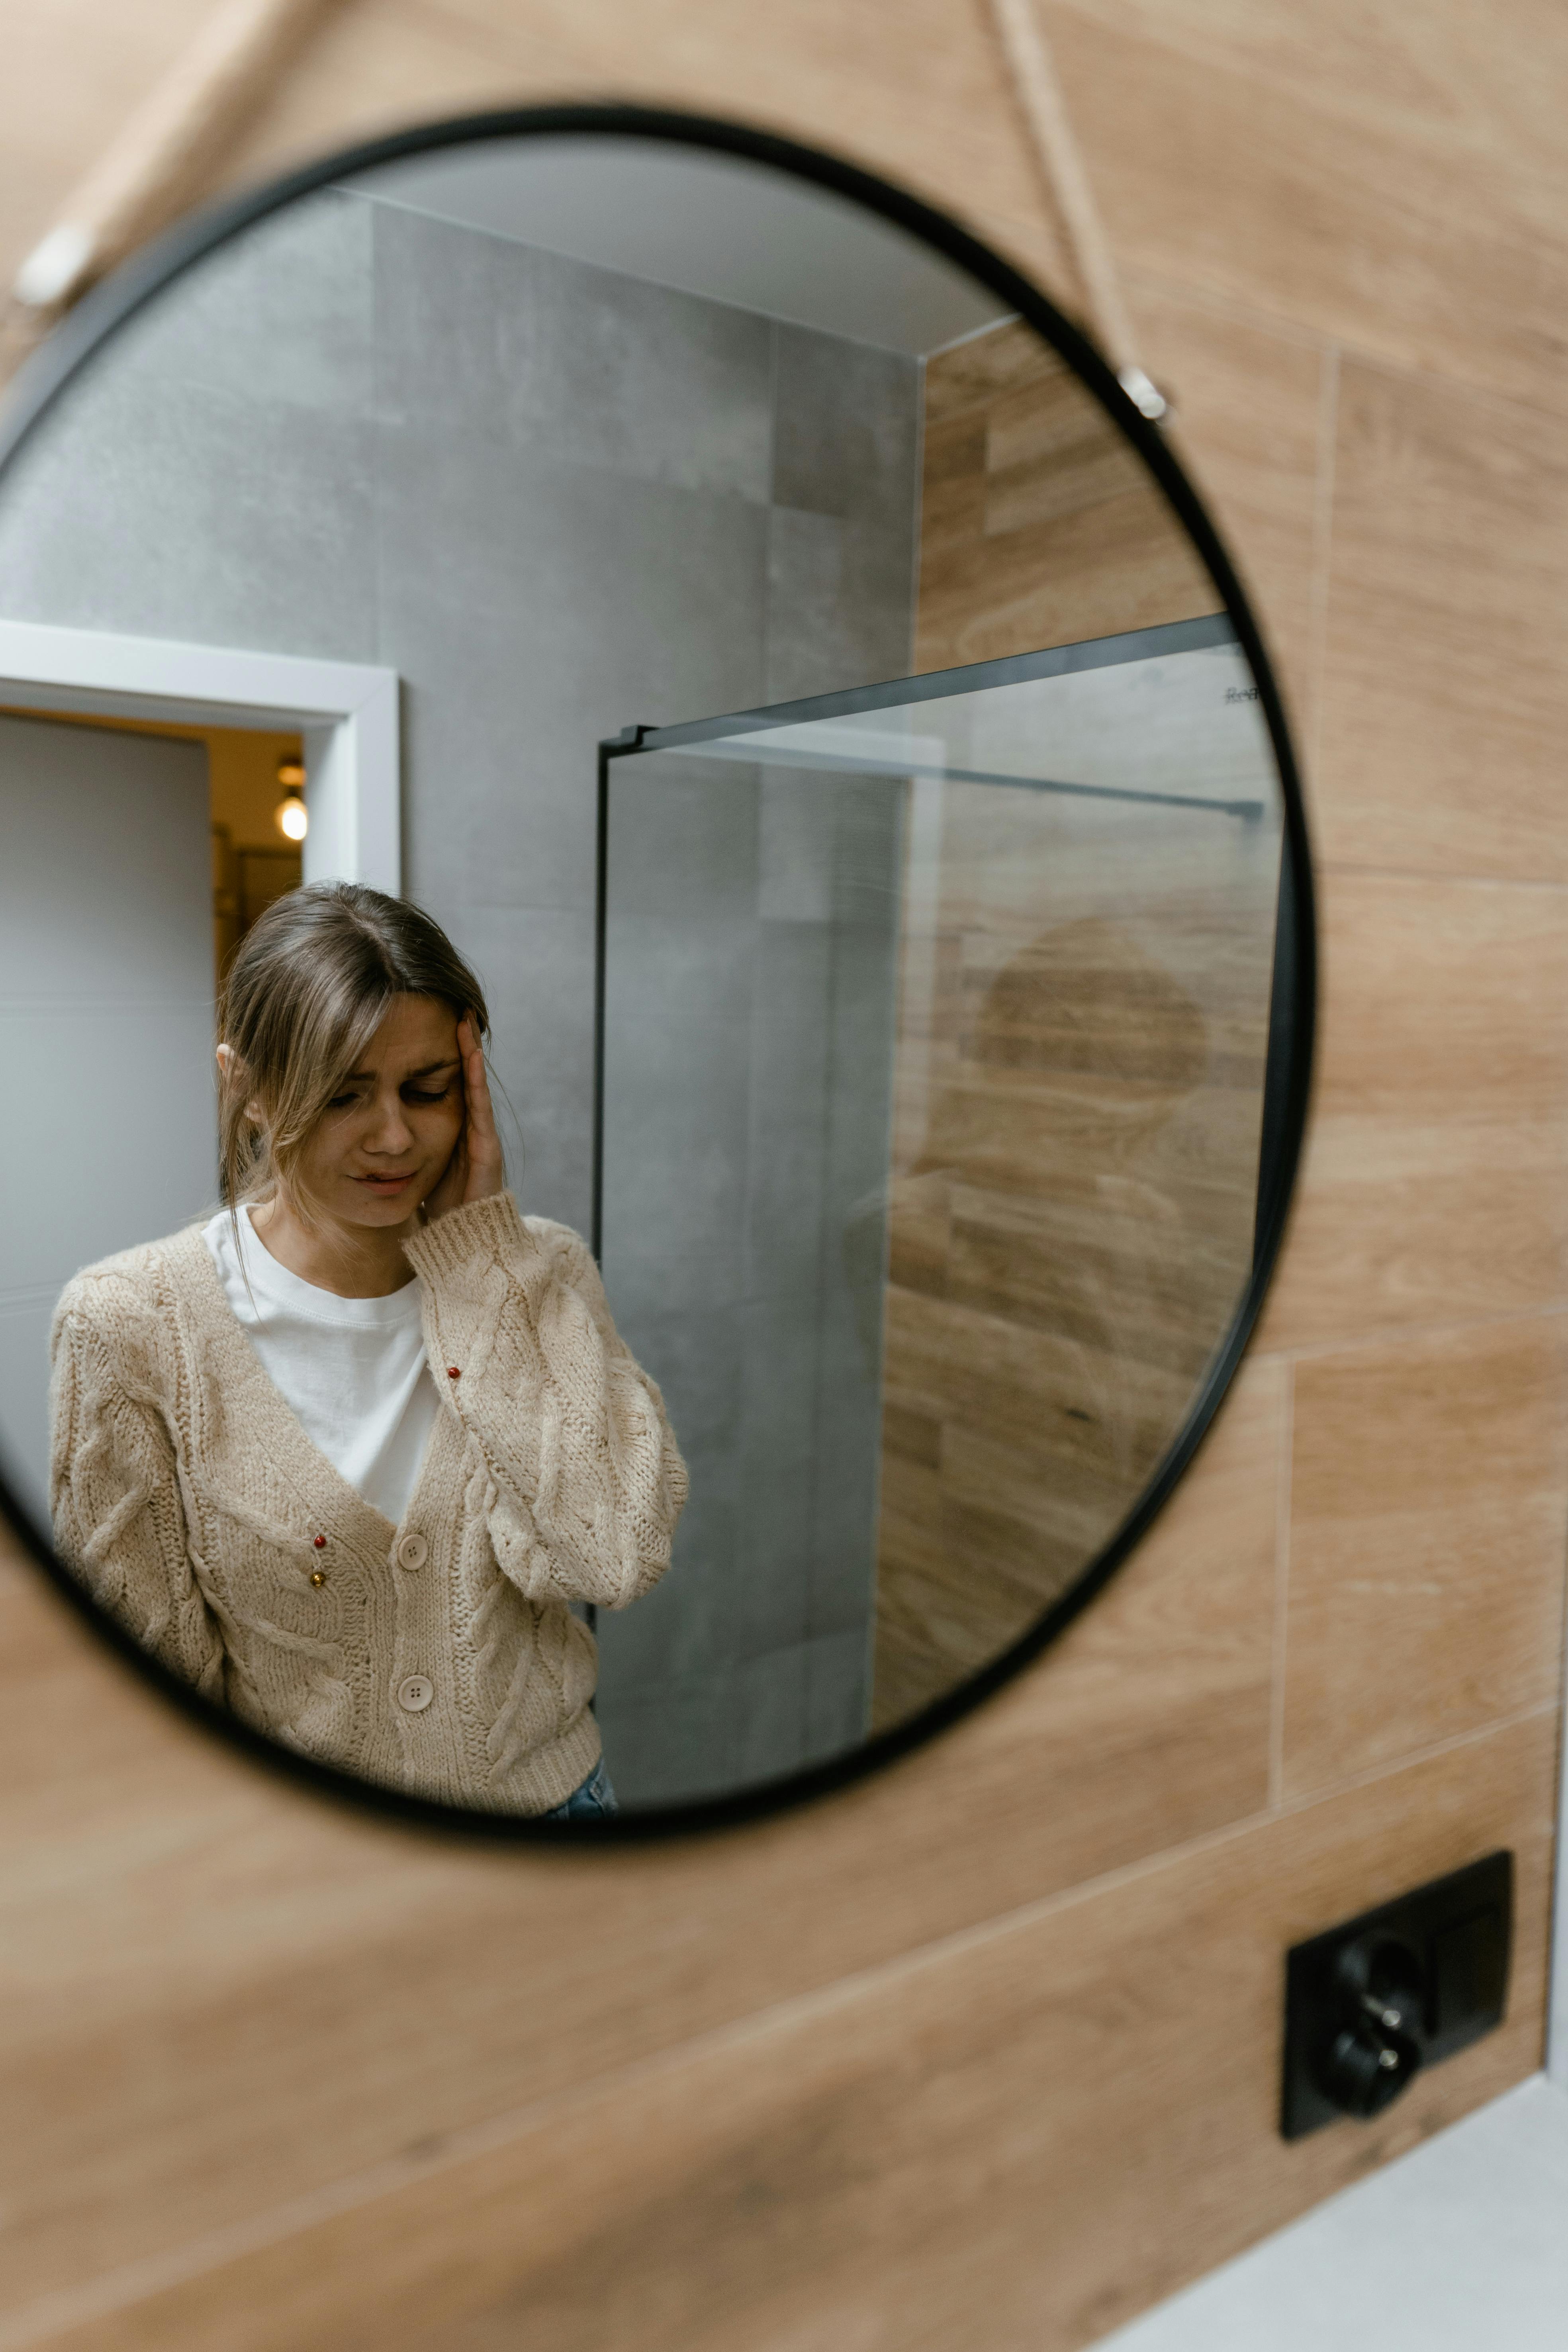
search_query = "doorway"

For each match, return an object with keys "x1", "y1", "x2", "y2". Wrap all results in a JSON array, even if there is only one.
[{"x1": 0, "y1": 704, "x2": 308, "y2": 986}]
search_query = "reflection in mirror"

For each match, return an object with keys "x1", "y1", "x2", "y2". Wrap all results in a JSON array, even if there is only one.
[
  {"x1": 599, "y1": 626, "x2": 1282, "y2": 1800},
  {"x1": 0, "y1": 125, "x2": 1302, "y2": 1823}
]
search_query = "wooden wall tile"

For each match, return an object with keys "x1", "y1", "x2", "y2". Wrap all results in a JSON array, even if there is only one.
[
  {"x1": 914, "y1": 320, "x2": 1218, "y2": 672},
  {"x1": 1050, "y1": 0, "x2": 1568, "y2": 240},
  {"x1": 0, "y1": 0, "x2": 216, "y2": 284},
  {"x1": 2, "y1": 4, "x2": 1566, "y2": 2346},
  {"x1": 31, "y1": 1710, "x2": 1556, "y2": 2352},
  {"x1": 869, "y1": 749, "x2": 1276, "y2": 1722},
  {"x1": 0, "y1": 1355, "x2": 1276, "y2": 2321},
  {"x1": 1037, "y1": 0, "x2": 1568, "y2": 420},
  {"x1": 1315, "y1": 358, "x2": 1568, "y2": 882},
  {"x1": 1283, "y1": 1318, "x2": 1568, "y2": 1797},
  {"x1": 1126, "y1": 279, "x2": 1323, "y2": 730},
  {"x1": 1258, "y1": 868, "x2": 1568, "y2": 1349}
]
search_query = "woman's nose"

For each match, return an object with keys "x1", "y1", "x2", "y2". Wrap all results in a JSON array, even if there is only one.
[{"x1": 366, "y1": 1097, "x2": 414, "y2": 1152}]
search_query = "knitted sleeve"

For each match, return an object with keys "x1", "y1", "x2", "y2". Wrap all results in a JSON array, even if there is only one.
[
  {"x1": 404, "y1": 1193, "x2": 688, "y2": 1610},
  {"x1": 48, "y1": 1281, "x2": 227, "y2": 1699}
]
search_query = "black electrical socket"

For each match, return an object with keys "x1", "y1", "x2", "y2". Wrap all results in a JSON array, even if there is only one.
[{"x1": 1279, "y1": 1851, "x2": 1512, "y2": 2141}]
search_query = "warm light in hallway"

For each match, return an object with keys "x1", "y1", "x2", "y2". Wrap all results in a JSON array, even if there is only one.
[{"x1": 274, "y1": 753, "x2": 307, "y2": 842}]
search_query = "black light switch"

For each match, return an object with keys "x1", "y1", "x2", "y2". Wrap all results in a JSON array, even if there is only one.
[
  {"x1": 1429, "y1": 1906, "x2": 1508, "y2": 2041},
  {"x1": 1280, "y1": 1851, "x2": 1512, "y2": 2141}
]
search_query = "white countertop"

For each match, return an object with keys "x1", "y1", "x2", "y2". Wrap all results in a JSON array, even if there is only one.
[{"x1": 1097, "y1": 2074, "x2": 1568, "y2": 2352}]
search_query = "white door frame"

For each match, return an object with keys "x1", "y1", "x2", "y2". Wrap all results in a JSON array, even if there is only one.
[{"x1": 0, "y1": 618, "x2": 399, "y2": 892}]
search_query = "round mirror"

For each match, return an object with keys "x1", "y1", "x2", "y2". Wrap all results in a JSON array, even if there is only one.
[{"x1": 0, "y1": 108, "x2": 1313, "y2": 1833}]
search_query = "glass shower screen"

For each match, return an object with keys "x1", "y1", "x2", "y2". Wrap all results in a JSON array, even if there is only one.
[{"x1": 593, "y1": 616, "x2": 1285, "y2": 1807}]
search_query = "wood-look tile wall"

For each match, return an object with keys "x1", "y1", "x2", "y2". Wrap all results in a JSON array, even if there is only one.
[
  {"x1": 0, "y1": 3, "x2": 1563, "y2": 2346},
  {"x1": 871, "y1": 323, "x2": 1277, "y2": 1725}
]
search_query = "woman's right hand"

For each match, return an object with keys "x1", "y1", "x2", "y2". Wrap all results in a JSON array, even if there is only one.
[{"x1": 422, "y1": 1014, "x2": 505, "y2": 1221}]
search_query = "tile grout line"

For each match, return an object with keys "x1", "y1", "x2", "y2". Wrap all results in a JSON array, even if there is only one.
[
  {"x1": 1118, "y1": 260, "x2": 1336, "y2": 356},
  {"x1": 0, "y1": 1701, "x2": 1556, "y2": 2349},
  {"x1": 1314, "y1": 858, "x2": 1568, "y2": 896},
  {"x1": 1250, "y1": 1298, "x2": 1568, "y2": 1369},
  {"x1": 1268, "y1": 1359, "x2": 1294, "y2": 1811},
  {"x1": 1113, "y1": 257, "x2": 1568, "y2": 436}
]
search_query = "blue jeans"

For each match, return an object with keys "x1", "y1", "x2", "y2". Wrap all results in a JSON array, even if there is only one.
[{"x1": 546, "y1": 1758, "x2": 617, "y2": 1821}]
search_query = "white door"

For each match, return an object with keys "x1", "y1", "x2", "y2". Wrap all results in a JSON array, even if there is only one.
[{"x1": 0, "y1": 712, "x2": 214, "y2": 1529}]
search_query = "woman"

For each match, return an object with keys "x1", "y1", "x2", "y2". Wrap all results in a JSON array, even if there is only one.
[{"x1": 48, "y1": 883, "x2": 686, "y2": 1820}]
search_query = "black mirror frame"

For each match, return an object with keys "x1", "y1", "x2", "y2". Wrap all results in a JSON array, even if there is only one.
[{"x1": 0, "y1": 101, "x2": 1317, "y2": 1843}]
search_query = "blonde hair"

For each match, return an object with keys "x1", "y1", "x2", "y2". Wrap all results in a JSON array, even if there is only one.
[{"x1": 217, "y1": 882, "x2": 493, "y2": 1225}]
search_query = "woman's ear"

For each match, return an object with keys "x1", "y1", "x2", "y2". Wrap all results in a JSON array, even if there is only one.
[{"x1": 216, "y1": 1043, "x2": 263, "y2": 1127}]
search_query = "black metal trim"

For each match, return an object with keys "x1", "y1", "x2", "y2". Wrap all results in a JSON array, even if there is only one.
[
  {"x1": 0, "y1": 100, "x2": 1318, "y2": 1847},
  {"x1": 1255, "y1": 831, "x2": 1298, "y2": 1264},
  {"x1": 592, "y1": 741, "x2": 611, "y2": 1264},
  {"x1": 620, "y1": 615, "x2": 1239, "y2": 753},
  {"x1": 603, "y1": 619, "x2": 1267, "y2": 818}
]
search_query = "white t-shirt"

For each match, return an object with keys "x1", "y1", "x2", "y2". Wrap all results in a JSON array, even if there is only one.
[{"x1": 202, "y1": 1205, "x2": 440, "y2": 1527}]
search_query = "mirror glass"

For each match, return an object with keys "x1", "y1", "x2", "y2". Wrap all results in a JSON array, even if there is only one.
[{"x1": 0, "y1": 124, "x2": 1305, "y2": 1824}]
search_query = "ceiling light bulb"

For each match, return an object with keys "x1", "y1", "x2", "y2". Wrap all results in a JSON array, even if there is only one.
[{"x1": 276, "y1": 789, "x2": 308, "y2": 842}]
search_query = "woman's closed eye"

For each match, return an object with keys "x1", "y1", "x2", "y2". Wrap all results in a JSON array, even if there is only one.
[{"x1": 325, "y1": 1072, "x2": 457, "y2": 1110}]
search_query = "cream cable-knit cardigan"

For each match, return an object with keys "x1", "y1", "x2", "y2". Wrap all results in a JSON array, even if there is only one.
[{"x1": 48, "y1": 1192, "x2": 687, "y2": 1815}]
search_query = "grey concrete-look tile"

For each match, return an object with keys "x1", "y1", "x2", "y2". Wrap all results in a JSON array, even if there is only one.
[
  {"x1": 763, "y1": 507, "x2": 847, "y2": 705},
  {"x1": 396, "y1": 673, "x2": 599, "y2": 924},
  {"x1": 737, "y1": 1289, "x2": 823, "y2": 1471},
  {"x1": 595, "y1": 1483, "x2": 743, "y2": 1690},
  {"x1": 594, "y1": 1422, "x2": 744, "y2": 1691},
  {"x1": 764, "y1": 506, "x2": 916, "y2": 703},
  {"x1": 602, "y1": 913, "x2": 757, "y2": 1292},
  {"x1": 425, "y1": 902, "x2": 596, "y2": 1236},
  {"x1": 743, "y1": 920, "x2": 834, "y2": 1297},
  {"x1": 595, "y1": 1674, "x2": 743, "y2": 1808},
  {"x1": 372, "y1": 206, "x2": 773, "y2": 501},
  {"x1": 771, "y1": 323, "x2": 921, "y2": 531},
  {"x1": 595, "y1": 1631, "x2": 873, "y2": 1805},
  {"x1": 605, "y1": 760, "x2": 760, "y2": 923},
  {"x1": 827, "y1": 777, "x2": 906, "y2": 936},
  {"x1": 732, "y1": 1640, "x2": 811, "y2": 1788},
  {"x1": 834, "y1": 1181, "x2": 893, "y2": 1392},
  {"x1": 801, "y1": 1623, "x2": 874, "y2": 1756},
  {"x1": 763, "y1": 319, "x2": 920, "y2": 704},
  {"x1": 756, "y1": 772, "x2": 843, "y2": 924},
  {"x1": 730, "y1": 1628, "x2": 875, "y2": 1787},
  {"x1": 595, "y1": 1301, "x2": 747, "y2": 1475},
  {"x1": 380, "y1": 424, "x2": 769, "y2": 913},
  {"x1": 730, "y1": 1480, "x2": 820, "y2": 1663},
  {"x1": 0, "y1": 367, "x2": 377, "y2": 656},
  {"x1": 599, "y1": 1619, "x2": 876, "y2": 1805},
  {"x1": 107, "y1": 186, "x2": 375, "y2": 417},
  {"x1": 0, "y1": 1295, "x2": 57, "y2": 1533},
  {"x1": 729, "y1": 1283, "x2": 882, "y2": 1656},
  {"x1": 808, "y1": 1403, "x2": 884, "y2": 1632}
]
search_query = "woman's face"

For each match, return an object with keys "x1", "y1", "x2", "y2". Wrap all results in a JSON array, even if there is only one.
[{"x1": 295, "y1": 994, "x2": 466, "y2": 1228}]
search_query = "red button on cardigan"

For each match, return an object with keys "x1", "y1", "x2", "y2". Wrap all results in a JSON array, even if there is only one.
[
  {"x1": 447, "y1": 1366, "x2": 461, "y2": 1379},
  {"x1": 313, "y1": 1535, "x2": 326, "y2": 1549}
]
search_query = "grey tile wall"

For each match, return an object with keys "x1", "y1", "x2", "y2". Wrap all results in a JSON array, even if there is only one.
[
  {"x1": 597, "y1": 758, "x2": 904, "y2": 1802},
  {"x1": 0, "y1": 182, "x2": 922, "y2": 1805},
  {"x1": 766, "y1": 324, "x2": 920, "y2": 702}
]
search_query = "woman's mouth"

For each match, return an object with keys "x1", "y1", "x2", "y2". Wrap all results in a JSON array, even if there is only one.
[{"x1": 354, "y1": 1172, "x2": 417, "y2": 1193}]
